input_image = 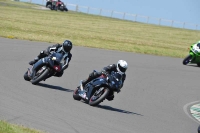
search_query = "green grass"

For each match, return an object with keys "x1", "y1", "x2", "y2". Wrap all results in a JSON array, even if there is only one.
[
  {"x1": 0, "y1": 1, "x2": 200, "y2": 58},
  {"x1": 0, "y1": 120, "x2": 45, "y2": 133},
  {"x1": 0, "y1": 0, "x2": 42, "y2": 7}
]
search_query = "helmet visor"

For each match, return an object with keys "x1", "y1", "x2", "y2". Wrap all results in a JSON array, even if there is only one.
[{"x1": 118, "y1": 64, "x2": 126, "y2": 73}]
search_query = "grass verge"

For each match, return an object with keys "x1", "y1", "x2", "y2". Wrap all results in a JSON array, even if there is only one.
[
  {"x1": 0, "y1": 2, "x2": 200, "y2": 58},
  {"x1": 0, "y1": 120, "x2": 45, "y2": 133}
]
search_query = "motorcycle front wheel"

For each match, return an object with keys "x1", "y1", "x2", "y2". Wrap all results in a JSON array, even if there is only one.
[
  {"x1": 31, "y1": 69, "x2": 49, "y2": 85},
  {"x1": 183, "y1": 55, "x2": 192, "y2": 65},
  {"x1": 89, "y1": 87, "x2": 110, "y2": 106},
  {"x1": 24, "y1": 71, "x2": 31, "y2": 81}
]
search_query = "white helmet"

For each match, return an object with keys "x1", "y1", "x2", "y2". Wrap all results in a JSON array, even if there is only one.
[{"x1": 116, "y1": 60, "x2": 128, "y2": 74}]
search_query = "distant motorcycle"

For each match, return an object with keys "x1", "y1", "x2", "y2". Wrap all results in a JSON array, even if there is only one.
[
  {"x1": 24, "y1": 52, "x2": 63, "y2": 85},
  {"x1": 46, "y1": 0, "x2": 52, "y2": 8},
  {"x1": 46, "y1": 0, "x2": 68, "y2": 11},
  {"x1": 183, "y1": 43, "x2": 200, "y2": 66},
  {"x1": 73, "y1": 71, "x2": 122, "y2": 106}
]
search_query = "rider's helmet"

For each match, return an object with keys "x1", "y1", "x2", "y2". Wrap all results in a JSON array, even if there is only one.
[
  {"x1": 116, "y1": 60, "x2": 128, "y2": 74},
  {"x1": 62, "y1": 40, "x2": 72, "y2": 53},
  {"x1": 197, "y1": 40, "x2": 200, "y2": 47}
]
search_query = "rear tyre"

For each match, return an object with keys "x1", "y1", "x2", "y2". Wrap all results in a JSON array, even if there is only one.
[
  {"x1": 73, "y1": 87, "x2": 81, "y2": 101},
  {"x1": 31, "y1": 69, "x2": 49, "y2": 85},
  {"x1": 183, "y1": 55, "x2": 192, "y2": 65},
  {"x1": 24, "y1": 71, "x2": 31, "y2": 81},
  {"x1": 89, "y1": 88, "x2": 110, "y2": 106}
]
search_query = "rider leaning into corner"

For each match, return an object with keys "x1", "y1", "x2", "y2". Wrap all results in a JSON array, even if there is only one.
[
  {"x1": 78, "y1": 60, "x2": 128, "y2": 101},
  {"x1": 29, "y1": 40, "x2": 73, "y2": 79}
]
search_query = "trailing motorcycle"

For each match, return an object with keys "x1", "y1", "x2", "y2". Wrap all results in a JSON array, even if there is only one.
[
  {"x1": 73, "y1": 71, "x2": 122, "y2": 106},
  {"x1": 24, "y1": 52, "x2": 63, "y2": 85},
  {"x1": 183, "y1": 42, "x2": 200, "y2": 66},
  {"x1": 46, "y1": 0, "x2": 68, "y2": 11}
]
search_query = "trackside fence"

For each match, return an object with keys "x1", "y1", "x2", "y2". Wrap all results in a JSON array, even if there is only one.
[
  {"x1": 18, "y1": 0, "x2": 200, "y2": 30},
  {"x1": 65, "y1": 3, "x2": 199, "y2": 31}
]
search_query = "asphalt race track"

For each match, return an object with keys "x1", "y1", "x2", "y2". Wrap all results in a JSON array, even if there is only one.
[{"x1": 0, "y1": 37, "x2": 200, "y2": 133}]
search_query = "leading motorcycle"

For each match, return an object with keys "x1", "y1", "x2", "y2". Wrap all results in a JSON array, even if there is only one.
[
  {"x1": 24, "y1": 52, "x2": 63, "y2": 85},
  {"x1": 73, "y1": 71, "x2": 122, "y2": 106},
  {"x1": 183, "y1": 43, "x2": 200, "y2": 66}
]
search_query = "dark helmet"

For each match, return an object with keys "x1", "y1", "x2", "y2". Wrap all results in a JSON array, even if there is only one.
[{"x1": 62, "y1": 40, "x2": 72, "y2": 53}]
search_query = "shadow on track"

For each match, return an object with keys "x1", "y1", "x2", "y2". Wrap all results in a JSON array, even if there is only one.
[
  {"x1": 97, "y1": 105, "x2": 143, "y2": 116},
  {"x1": 37, "y1": 83, "x2": 73, "y2": 92},
  {"x1": 185, "y1": 64, "x2": 199, "y2": 68}
]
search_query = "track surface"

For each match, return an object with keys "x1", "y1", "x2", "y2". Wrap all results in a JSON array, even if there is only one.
[{"x1": 0, "y1": 37, "x2": 199, "y2": 133}]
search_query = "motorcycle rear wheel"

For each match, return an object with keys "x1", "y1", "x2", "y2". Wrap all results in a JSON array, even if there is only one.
[
  {"x1": 89, "y1": 87, "x2": 110, "y2": 106},
  {"x1": 183, "y1": 55, "x2": 192, "y2": 65},
  {"x1": 73, "y1": 87, "x2": 81, "y2": 101}
]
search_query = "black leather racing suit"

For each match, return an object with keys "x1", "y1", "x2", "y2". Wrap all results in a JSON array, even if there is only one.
[{"x1": 82, "y1": 64, "x2": 126, "y2": 101}]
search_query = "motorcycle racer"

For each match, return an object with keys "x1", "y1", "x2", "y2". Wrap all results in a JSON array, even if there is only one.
[
  {"x1": 29, "y1": 40, "x2": 72, "y2": 79},
  {"x1": 78, "y1": 60, "x2": 128, "y2": 101}
]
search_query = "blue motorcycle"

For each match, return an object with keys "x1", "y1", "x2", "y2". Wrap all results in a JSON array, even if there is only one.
[
  {"x1": 24, "y1": 52, "x2": 63, "y2": 85},
  {"x1": 73, "y1": 71, "x2": 122, "y2": 106}
]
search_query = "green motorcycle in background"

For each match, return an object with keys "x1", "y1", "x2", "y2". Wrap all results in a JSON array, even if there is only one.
[{"x1": 183, "y1": 41, "x2": 200, "y2": 66}]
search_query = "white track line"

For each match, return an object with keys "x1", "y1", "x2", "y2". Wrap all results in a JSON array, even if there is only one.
[{"x1": 183, "y1": 101, "x2": 200, "y2": 124}]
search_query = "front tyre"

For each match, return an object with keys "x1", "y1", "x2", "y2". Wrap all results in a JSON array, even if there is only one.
[
  {"x1": 183, "y1": 55, "x2": 192, "y2": 65},
  {"x1": 65, "y1": 7, "x2": 68, "y2": 11},
  {"x1": 31, "y1": 69, "x2": 49, "y2": 85},
  {"x1": 24, "y1": 71, "x2": 31, "y2": 81},
  {"x1": 89, "y1": 87, "x2": 110, "y2": 106}
]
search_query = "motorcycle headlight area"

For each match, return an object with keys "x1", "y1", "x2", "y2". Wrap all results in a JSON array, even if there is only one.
[{"x1": 52, "y1": 57, "x2": 56, "y2": 60}]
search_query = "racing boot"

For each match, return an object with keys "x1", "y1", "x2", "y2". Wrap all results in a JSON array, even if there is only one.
[
  {"x1": 29, "y1": 57, "x2": 39, "y2": 65},
  {"x1": 81, "y1": 70, "x2": 101, "y2": 87},
  {"x1": 29, "y1": 51, "x2": 47, "y2": 65},
  {"x1": 81, "y1": 79, "x2": 88, "y2": 88}
]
